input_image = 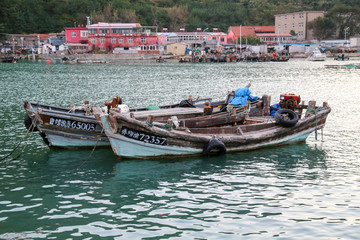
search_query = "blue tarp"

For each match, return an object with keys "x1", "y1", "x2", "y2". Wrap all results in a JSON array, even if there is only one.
[
  {"x1": 229, "y1": 88, "x2": 258, "y2": 107},
  {"x1": 270, "y1": 103, "x2": 281, "y2": 117}
]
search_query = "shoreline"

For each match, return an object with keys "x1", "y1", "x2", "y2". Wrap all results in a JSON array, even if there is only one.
[{"x1": 13, "y1": 52, "x2": 360, "y2": 62}]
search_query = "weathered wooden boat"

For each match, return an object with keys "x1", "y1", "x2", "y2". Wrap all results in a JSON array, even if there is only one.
[
  {"x1": 334, "y1": 55, "x2": 349, "y2": 61},
  {"x1": 24, "y1": 101, "x2": 110, "y2": 149},
  {"x1": 325, "y1": 64, "x2": 360, "y2": 69},
  {"x1": 94, "y1": 98, "x2": 330, "y2": 159},
  {"x1": 23, "y1": 92, "x2": 256, "y2": 149},
  {"x1": 1, "y1": 56, "x2": 18, "y2": 63}
]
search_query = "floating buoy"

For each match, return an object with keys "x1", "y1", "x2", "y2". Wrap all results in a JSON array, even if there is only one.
[{"x1": 47, "y1": 59, "x2": 51, "y2": 64}]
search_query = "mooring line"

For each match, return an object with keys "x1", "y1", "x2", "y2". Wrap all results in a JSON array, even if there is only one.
[
  {"x1": 0, "y1": 116, "x2": 36, "y2": 162},
  {"x1": 10, "y1": 122, "x2": 37, "y2": 161},
  {"x1": 75, "y1": 122, "x2": 106, "y2": 170}
]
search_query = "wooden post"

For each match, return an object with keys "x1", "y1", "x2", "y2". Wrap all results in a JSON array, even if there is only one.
[
  {"x1": 297, "y1": 100, "x2": 305, "y2": 118},
  {"x1": 263, "y1": 95, "x2": 270, "y2": 116},
  {"x1": 204, "y1": 101, "x2": 213, "y2": 115},
  {"x1": 306, "y1": 101, "x2": 316, "y2": 117},
  {"x1": 147, "y1": 115, "x2": 154, "y2": 125}
]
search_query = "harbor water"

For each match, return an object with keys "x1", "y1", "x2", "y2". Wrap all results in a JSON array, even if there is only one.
[{"x1": 1, "y1": 58, "x2": 360, "y2": 239}]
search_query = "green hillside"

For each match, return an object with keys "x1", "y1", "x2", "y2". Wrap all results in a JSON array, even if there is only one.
[{"x1": 1, "y1": 0, "x2": 360, "y2": 38}]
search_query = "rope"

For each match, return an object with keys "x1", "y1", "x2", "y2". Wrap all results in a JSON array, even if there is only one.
[
  {"x1": 10, "y1": 122, "x2": 36, "y2": 161},
  {"x1": 75, "y1": 115, "x2": 108, "y2": 170},
  {"x1": 306, "y1": 107, "x2": 323, "y2": 141},
  {"x1": 0, "y1": 116, "x2": 106, "y2": 186},
  {"x1": 146, "y1": 121, "x2": 173, "y2": 130},
  {"x1": 0, "y1": 116, "x2": 36, "y2": 162}
]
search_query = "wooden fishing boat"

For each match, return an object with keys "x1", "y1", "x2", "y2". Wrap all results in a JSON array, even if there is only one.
[
  {"x1": 23, "y1": 101, "x2": 110, "y2": 149},
  {"x1": 334, "y1": 55, "x2": 349, "y2": 61},
  {"x1": 93, "y1": 98, "x2": 330, "y2": 159},
  {"x1": 1, "y1": 56, "x2": 18, "y2": 63},
  {"x1": 23, "y1": 93, "x2": 254, "y2": 149}
]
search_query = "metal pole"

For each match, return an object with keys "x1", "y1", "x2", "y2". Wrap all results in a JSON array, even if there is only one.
[{"x1": 240, "y1": 25, "x2": 242, "y2": 51}]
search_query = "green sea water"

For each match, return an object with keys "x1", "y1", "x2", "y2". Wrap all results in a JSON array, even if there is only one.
[{"x1": 1, "y1": 58, "x2": 360, "y2": 239}]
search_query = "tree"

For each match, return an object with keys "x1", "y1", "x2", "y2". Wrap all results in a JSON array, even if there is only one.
[
  {"x1": 308, "y1": 17, "x2": 336, "y2": 40},
  {"x1": 326, "y1": 4, "x2": 360, "y2": 38},
  {"x1": 289, "y1": 30, "x2": 296, "y2": 36},
  {"x1": 165, "y1": 5, "x2": 188, "y2": 31}
]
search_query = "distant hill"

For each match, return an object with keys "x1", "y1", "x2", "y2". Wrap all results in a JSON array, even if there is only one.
[{"x1": 1, "y1": 0, "x2": 360, "y2": 34}]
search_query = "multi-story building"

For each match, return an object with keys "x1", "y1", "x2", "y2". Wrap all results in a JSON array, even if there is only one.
[
  {"x1": 65, "y1": 26, "x2": 89, "y2": 53},
  {"x1": 87, "y1": 22, "x2": 160, "y2": 54},
  {"x1": 275, "y1": 11, "x2": 325, "y2": 41},
  {"x1": 166, "y1": 28, "x2": 228, "y2": 47},
  {"x1": 227, "y1": 26, "x2": 275, "y2": 43}
]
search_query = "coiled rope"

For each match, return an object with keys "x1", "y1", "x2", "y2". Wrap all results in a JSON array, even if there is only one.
[{"x1": 146, "y1": 121, "x2": 173, "y2": 130}]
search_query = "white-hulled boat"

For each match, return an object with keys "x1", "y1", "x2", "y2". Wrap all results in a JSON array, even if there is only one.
[{"x1": 307, "y1": 48, "x2": 326, "y2": 61}]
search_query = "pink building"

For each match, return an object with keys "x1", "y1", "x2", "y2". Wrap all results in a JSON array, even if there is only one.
[
  {"x1": 65, "y1": 27, "x2": 89, "y2": 53},
  {"x1": 87, "y1": 22, "x2": 160, "y2": 53},
  {"x1": 65, "y1": 27, "x2": 88, "y2": 44}
]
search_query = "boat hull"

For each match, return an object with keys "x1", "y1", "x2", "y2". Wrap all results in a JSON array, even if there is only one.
[
  {"x1": 24, "y1": 102, "x2": 110, "y2": 149},
  {"x1": 99, "y1": 106, "x2": 331, "y2": 159}
]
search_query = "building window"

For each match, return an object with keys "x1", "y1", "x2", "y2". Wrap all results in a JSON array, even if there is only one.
[
  {"x1": 292, "y1": 23, "x2": 295, "y2": 28},
  {"x1": 293, "y1": 15, "x2": 295, "y2": 19},
  {"x1": 111, "y1": 38, "x2": 116, "y2": 43},
  {"x1": 128, "y1": 38, "x2": 133, "y2": 43},
  {"x1": 141, "y1": 38, "x2": 146, "y2": 43},
  {"x1": 99, "y1": 29, "x2": 109, "y2": 34},
  {"x1": 91, "y1": 38, "x2": 96, "y2": 44},
  {"x1": 72, "y1": 31, "x2": 76, "y2": 37},
  {"x1": 284, "y1": 15, "x2": 287, "y2": 19},
  {"x1": 298, "y1": 31, "x2": 304, "y2": 36},
  {"x1": 80, "y1": 31, "x2": 88, "y2": 37},
  {"x1": 100, "y1": 38, "x2": 105, "y2": 44},
  {"x1": 100, "y1": 47, "x2": 105, "y2": 51},
  {"x1": 119, "y1": 38, "x2": 124, "y2": 43},
  {"x1": 299, "y1": 22, "x2": 304, "y2": 28},
  {"x1": 284, "y1": 24, "x2": 287, "y2": 28},
  {"x1": 88, "y1": 29, "x2": 97, "y2": 34},
  {"x1": 299, "y1": 14, "x2": 304, "y2": 19},
  {"x1": 220, "y1": 37, "x2": 225, "y2": 42}
]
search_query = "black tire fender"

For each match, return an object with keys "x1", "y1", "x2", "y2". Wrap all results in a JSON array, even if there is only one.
[
  {"x1": 203, "y1": 139, "x2": 227, "y2": 156},
  {"x1": 275, "y1": 109, "x2": 299, "y2": 127},
  {"x1": 24, "y1": 114, "x2": 38, "y2": 132}
]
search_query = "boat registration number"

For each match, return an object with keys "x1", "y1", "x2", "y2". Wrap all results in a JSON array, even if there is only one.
[
  {"x1": 120, "y1": 127, "x2": 167, "y2": 145},
  {"x1": 49, "y1": 117, "x2": 96, "y2": 131}
]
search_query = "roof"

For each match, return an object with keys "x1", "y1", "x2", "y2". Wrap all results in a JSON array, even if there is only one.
[
  {"x1": 274, "y1": 11, "x2": 325, "y2": 16},
  {"x1": 229, "y1": 26, "x2": 275, "y2": 36},
  {"x1": 37, "y1": 34, "x2": 51, "y2": 40},
  {"x1": 256, "y1": 33, "x2": 292, "y2": 37},
  {"x1": 65, "y1": 27, "x2": 88, "y2": 30},
  {"x1": 87, "y1": 22, "x2": 141, "y2": 28}
]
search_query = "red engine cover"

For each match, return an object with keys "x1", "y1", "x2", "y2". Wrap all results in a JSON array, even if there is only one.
[{"x1": 280, "y1": 94, "x2": 299, "y2": 101}]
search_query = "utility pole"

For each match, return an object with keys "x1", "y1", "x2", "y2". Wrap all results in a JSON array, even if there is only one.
[
  {"x1": 344, "y1": 27, "x2": 349, "y2": 48},
  {"x1": 240, "y1": 25, "x2": 242, "y2": 52}
]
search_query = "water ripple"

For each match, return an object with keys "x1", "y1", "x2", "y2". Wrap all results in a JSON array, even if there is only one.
[{"x1": 1, "y1": 59, "x2": 360, "y2": 239}]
